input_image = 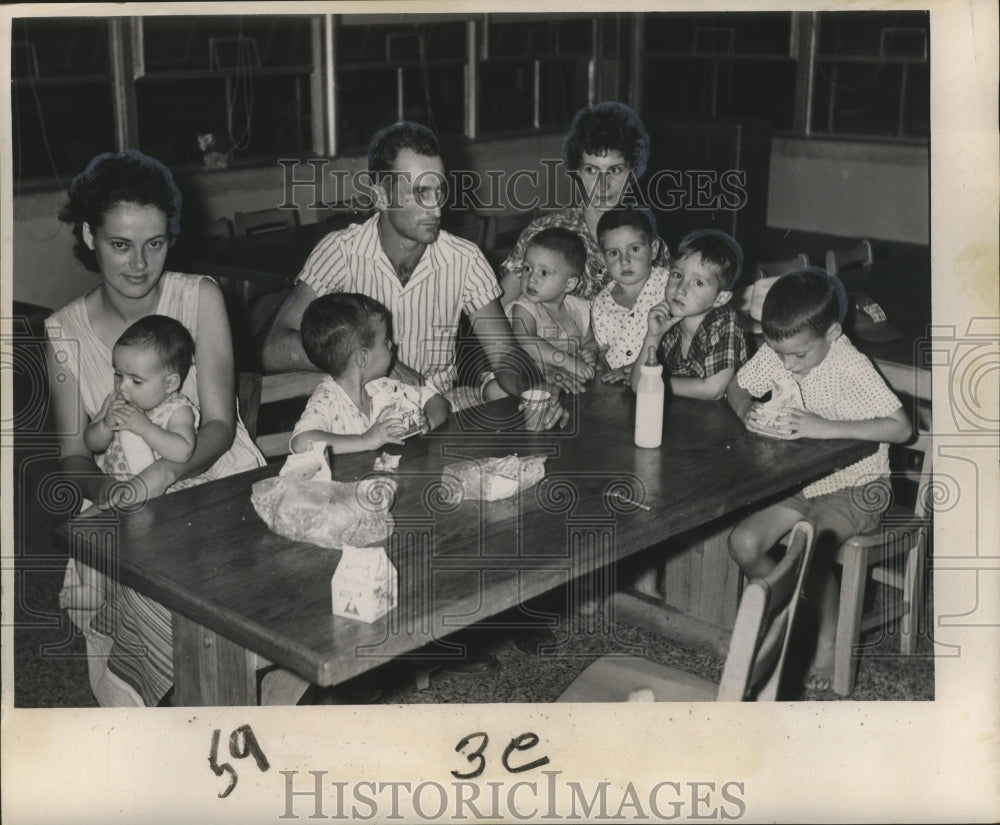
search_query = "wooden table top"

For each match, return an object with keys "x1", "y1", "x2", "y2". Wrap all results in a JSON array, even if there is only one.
[{"x1": 60, "y1": 381, "x2": 875, "y2": 688}]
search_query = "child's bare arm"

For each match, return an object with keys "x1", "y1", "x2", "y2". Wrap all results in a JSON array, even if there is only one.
[
  {"x1": 670, "y1": 367, "x2": 735, "y2": 401},
  {"x1": 83, "y1": 392, "x2": 116, "y2": 452},
  {"x1": 422, "y1": 393, "x2": 451, "y2": 432},
  {"x1": 779, "y1": 406, "x2": 912, "y2": 443},
  {"x1": 290, "y1": 408, "x2": 405, "y2": 455},
  {"x1": 120, "y1": 403, "x2": 197, "y2": 463},
  {"x1": 510, "y1": 305, "x2": 594, "y2": 381},
  {"x1": 726, "y1": 375, "x2": 759, "y2": 422}
]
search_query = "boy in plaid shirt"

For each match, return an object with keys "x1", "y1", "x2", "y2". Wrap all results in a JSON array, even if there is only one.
[{"x1": 629, "y1": 229, "x2": 748, "y2": 399}]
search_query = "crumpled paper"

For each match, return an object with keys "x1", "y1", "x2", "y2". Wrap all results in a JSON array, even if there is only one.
[
  {"x1": 279, "y1": 442, "x2": 332, "y2": 481},
  {"x1": 251, "y1": 475, "x2": 396, "y2": 549},
  {"x1": 442, "y1": 455, "x2": 547, "y2": 502}
]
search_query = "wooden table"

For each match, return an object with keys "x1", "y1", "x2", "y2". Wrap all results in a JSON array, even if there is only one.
[{"x1": 59, "y1": 382, "x2": 875, "y2": 705}]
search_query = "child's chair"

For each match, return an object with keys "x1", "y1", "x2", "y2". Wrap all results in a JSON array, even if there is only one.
[
  {"x1": 557, "y1": 520, "x2": 816, "y2": 702},
  {"x1": 832, "y1": 428, "x2": 932, "y2": 697},
  {"x1": 237, "y1": 370, "x2": 325, "y2": 458},
  {"x1": 825, "y1": 239, "x2": 873, "y2": 276},
  {"x1": 234, "y1": 207, "x2": 300, "y2": 237}
]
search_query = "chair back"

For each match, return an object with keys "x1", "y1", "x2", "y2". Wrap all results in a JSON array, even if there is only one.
[
  {"x1": 234, "y1": 208, "x2": 300, "y2": 237},
  {"x1": 755, "y1": 253, "x2": 809, "y2": 281},
  {"x1": 717, "y1": 519, "x2": 815, "y2": 701},
  {"x1": 825, "y1": 239, "x2": 873, "y2": 276},
  {"x1": 237, "y1": 370, "x2": 325, "y2": 458}
]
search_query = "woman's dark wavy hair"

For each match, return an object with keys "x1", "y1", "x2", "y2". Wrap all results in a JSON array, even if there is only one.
[
  {"x1": 562, "y1": 101, "x2": 651, "y2": 178},
  {"x1": 761, "y1": 267, "x2": 849, "y2": 342},
  {"x1": 58, "y1": 150, "x2": 183, "y2": 273}
]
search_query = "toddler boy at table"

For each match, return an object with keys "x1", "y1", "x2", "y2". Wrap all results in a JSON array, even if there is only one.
[
  {"x1": 725, "y1": 267, "x2": 911, "y2": 691},
  {"x1": 290, "y1": 292, "x2": 450, "y2": 455},
  {"x1": 591, "y1": 207, "x2": 672, "y2": 380},
  {"x1": 502, "y1": 226, "x2": 600, "y2": 383},
  {"x1": 627, "y1": 228, "x2": 748, "y2": 399},
  {"x1": 62, "y1": 314, "x2": 199, "y2": 611}
]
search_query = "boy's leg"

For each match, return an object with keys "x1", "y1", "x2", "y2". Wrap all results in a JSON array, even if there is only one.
[
  {"x1": 803, "y1": 490, "x2": 880, "y2": 691},
  {"x1": 728, "y1": 500, "x2": 803, "y2": 579}
]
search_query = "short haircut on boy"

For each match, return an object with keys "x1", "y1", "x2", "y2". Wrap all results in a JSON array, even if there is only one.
[
  {"x1": 301, "y1": 292, "x2": 392, "y2": 377},
  {"x1": 115, "y1": 314, "x2": 195, "y2": 384},
  {"x1": 527, "y1": 227, "x2": 587, "y2": 277},
  {"x1": 677, "y1": 229, "x2": 744, "y2": 291},
  {"x1": 761, "y1": 267, "x2": 849, "y2": 342},
  {"x1": 596, "y1": 207, "x2": 656, "y2": 246}
]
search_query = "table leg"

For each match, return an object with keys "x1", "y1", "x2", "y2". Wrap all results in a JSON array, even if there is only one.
[{"x1": 172, "y1": 614, "x2": 257, "y2": 706}]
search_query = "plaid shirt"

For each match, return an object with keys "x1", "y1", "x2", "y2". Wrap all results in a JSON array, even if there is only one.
[
  {"x1": 656, "y1": 304, "x2": 748, "y2": 379},
  {"x1": 500, "y1": 208, "x2": 670, "y2": 301}
]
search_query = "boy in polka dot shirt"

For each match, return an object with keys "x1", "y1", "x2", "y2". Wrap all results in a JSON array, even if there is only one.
[{"x1": 726, "y1": 268, "x2": 911, "y2": 692}]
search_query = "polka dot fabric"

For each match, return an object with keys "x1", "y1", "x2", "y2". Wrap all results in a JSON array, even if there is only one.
[{"x1": 736, "y1": 334, "x2": 903, "y2": 497}]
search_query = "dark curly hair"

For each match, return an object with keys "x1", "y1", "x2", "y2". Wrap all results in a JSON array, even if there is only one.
[
  {"x1": 58, "y1": 150, "x2": 182, "y2": 273},
  {"x1": 561, "y1": 102, "x2": 651, "y2": 178}
]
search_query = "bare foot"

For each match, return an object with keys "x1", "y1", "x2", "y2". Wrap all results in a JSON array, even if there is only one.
[{"x1": 804, "y1": 640, "x2": 835, "y2": 692}]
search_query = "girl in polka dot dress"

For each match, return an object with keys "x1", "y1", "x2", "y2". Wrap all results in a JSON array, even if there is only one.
[
  {"x1": 591, "y1": 208, "x2": 671, "y2": 379},
  {"x1": 726, "y1": 268, "x2": 911, "y2": 692}
]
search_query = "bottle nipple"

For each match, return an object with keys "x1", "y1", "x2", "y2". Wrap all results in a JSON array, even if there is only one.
[{"x1": 645, "y1": 345, "x2": 658, "y2": 367}]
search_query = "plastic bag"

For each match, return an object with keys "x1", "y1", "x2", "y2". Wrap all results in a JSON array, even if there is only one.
[
  {"x1": 251, "y1": 475, "x2": 396, "y2": 549},
  {"x1": 442, "y1": 455, "x2": 547, "y2": 503}
]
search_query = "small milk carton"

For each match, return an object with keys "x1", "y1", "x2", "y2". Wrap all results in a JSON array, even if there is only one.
[{"x1": 331, "y1": 544, "x2": 398, "y2": 624}]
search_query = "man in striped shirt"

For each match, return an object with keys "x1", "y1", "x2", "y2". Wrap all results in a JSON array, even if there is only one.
[{"x1": 262, "y1": 121, "x2": 576, "y2": 422}]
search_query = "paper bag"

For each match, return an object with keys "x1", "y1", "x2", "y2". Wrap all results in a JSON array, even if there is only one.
[
  {"x1": 331, "y1": 544, "x2": 398, "y2": 624},
  {"x1": 755, "y1": 376, "x2": 805, "y2": 439},
  {"x1": 442, "y1": 455, "x2": 547, "y2": 503},
  {"x1": 251, "y1": 476, "x2": 396, "y2": 549}
]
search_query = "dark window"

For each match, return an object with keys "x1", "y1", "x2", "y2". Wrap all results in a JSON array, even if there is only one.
[{"x1": 812, "y1": 11, "x2": 929, "y2": 139}]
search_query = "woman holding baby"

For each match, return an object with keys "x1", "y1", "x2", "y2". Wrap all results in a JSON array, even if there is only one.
[{"x1": 45, "y1": 150, "x2": 265, "y2": 706}]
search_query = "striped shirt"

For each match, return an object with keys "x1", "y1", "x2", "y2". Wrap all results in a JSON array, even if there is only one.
[
  {"x1": 737, "y1": 334, "x2": 902, "y2": 497},
  {"x1": 298, "y1": 214, "x2": 502, "y2": 393}
]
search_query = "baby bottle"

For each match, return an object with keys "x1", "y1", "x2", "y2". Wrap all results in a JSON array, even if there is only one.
[{"x1": 634, "y1": 346, "x2": 664, "y2": 449}]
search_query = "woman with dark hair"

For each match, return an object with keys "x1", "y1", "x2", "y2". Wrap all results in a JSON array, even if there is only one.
[
  {"x1": 499, "y1": 101, "x2": 670, "y2": 304},
  {"x1": 45, "y1": 149, "x2": 264, "y2": 706}
]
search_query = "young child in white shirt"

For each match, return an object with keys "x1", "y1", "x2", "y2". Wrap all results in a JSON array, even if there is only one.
[
  {"x1": 592, "y1": 208, "x2": 672, "y2": 379},
  {"x1": 726, "y1": 267, "x2": 911, "y2": 692},
  {"x1": 291, "y1": 292, "x2": 449, "y2": 455}
]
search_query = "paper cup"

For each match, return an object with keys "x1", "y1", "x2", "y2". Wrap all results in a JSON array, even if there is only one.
[{"x1": 521, "y1": 388, "x2": 552, "y2": 431}]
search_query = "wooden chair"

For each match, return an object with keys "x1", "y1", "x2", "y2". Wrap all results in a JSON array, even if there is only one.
[
  {"x1": 477, "y1": 210, "x2": 538, "y2": 269},
  {"x1": 832, "y1": 428, "x2": 932, "y2": 697},
  {"x1": 825, "y1": 239, "x2": 873, "y2": 276},
  {"x1": 738, "y1": 253, "x2": 809, "y2": 314},
  {"x1": 557, "y1": 520, "x2": 816, "y2": 702},
  {"x1": 755, "y1": 252, "x2": 809, "y2": 280},
  {"x1": 233, "y1": 207, "x2": 300, "y2": 237},
  {"x1": 238, "y1": 370, "x2": 325, "y2": 458},
  {"x1": 201, "y1": 216, "x2": 234, "y2": 244}
]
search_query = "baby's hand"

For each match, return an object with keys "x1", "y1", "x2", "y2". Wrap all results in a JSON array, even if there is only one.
[
  {"x1": 579, "y1": 347, "x2": 598, "y2": 368},
  {"x1": 95, "y1": 391, "x2": 117, "y2": 422},
  {"x1": 600, "y1": 362, "x2": 633, "y2": 384},
  {"x1": 367, "y1": 407, "x2": 406, "y2": 448},
  {"x1": 107, "y1": 399, "x2": 149, "y2": 435},
  {"x1": 647, "y1": 302, "x2": 680, "y2": 338}
]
